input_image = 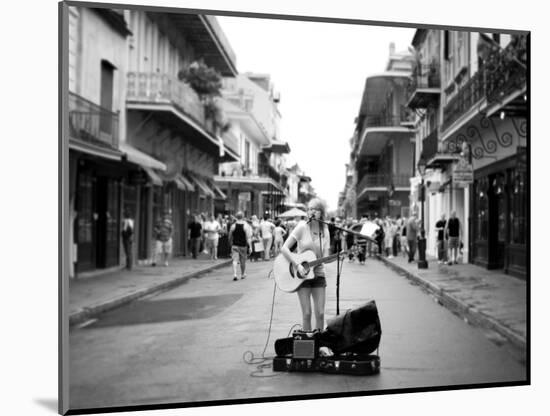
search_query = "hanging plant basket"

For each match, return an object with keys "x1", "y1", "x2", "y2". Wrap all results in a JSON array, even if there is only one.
[{"x1": 177, "y1": 60, "x2": 223, "y2": 98}]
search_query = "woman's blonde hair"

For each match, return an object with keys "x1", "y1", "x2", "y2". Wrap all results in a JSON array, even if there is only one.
[{"x1": 307, "y1": 198, "x2": 327, "y2": 221}]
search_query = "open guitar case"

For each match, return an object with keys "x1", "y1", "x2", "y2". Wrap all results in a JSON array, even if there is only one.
[{"x1": 273, "y1": 300, "x2": 382, "y2": 375}]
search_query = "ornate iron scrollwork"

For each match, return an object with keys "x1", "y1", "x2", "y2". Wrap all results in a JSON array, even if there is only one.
[
  {"x1": 512, "y1": 117, "x2": 527, "y2": 138},
  {"x1": 445, "y1": 115, "x2": 522, "y2": 160}
]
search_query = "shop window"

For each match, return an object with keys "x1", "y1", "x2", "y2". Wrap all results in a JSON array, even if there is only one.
[
  {"x1": 77, "y1": 172, "x2": 94, "y2": 243},
  {"x1": 509, "y1": 169, "x2": 526, "y2": 245},
  {"x1": 492, "y1": 174, "x2": 506, "y2": 243},
  {"x1": 474, "y1": 177, "x2": 489, "y2": 241}
]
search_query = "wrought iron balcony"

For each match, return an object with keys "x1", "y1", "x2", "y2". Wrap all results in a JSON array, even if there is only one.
[
  {"x1": 259, "y1": 163, "x2": 281, "y2": 183},
  {"x1": 442, "y1": 69, "x2": 485, "y2": 131},
  {"x1": 485, "y1": 41, "x2": 527, "y2": 107},
  {"x1": 365, "y1": 114, "x2": 407, "y2": 128},
  {"x1": 407, "y1": 62, "x2": 441, "y2": 109},
  {"x1": 400, "y1": 105, "x2": 416, "y2": 127},
  {"x1": 126, "y1": 72, "x2": 205, "y2": 125},
  {"x1": 357, "y1": 173, "x2": 410, "y2": 191},
  {"x1": 68, "y1": 92, "x2": 119, "y2": 149},
  {"x1": 421, "y1": 129, "x2": 439, "y2": 162}
]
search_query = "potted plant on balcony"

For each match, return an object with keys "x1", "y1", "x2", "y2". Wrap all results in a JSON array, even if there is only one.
[
  {"x1": 178, "y1": 60, "x2": 223, "y2": 98},
  {"x1": 178, "y1": 60, "x2": 232, "y2": 134}
]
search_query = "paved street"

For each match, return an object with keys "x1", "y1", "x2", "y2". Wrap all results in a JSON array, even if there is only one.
[{"x1": 69, "y1": 257, "x2": 526, "y2": 411}]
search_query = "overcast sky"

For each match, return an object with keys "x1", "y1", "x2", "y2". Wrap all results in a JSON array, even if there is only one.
[{"x1": 217, "y1": 15, "x2": 415, "y2": 211}]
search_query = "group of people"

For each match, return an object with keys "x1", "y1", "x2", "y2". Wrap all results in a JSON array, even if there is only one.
[{"x1": 323, "y1": 210, "x2": 463, "y2": 266}]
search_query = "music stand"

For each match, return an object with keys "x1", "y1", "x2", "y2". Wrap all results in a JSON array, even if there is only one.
[{"x1": 312, "y1": 218, "x2": 378, "y2": 315}]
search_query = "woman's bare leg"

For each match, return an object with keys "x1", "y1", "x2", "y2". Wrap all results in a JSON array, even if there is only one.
[
  {"x1": 311, "y1": 287, "x2": 326, "y2": 330},
  {"x1": 297, "y1": 287, "x2": 312, "y2": 331}
]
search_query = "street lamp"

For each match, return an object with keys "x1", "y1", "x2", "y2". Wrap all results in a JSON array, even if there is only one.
[{"x1": 417, "y1": 155, "x2": 428, "y2": 269}]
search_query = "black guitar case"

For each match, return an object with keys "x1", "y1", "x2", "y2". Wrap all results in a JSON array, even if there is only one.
[
  {"x1": 274, "y1": 300, "x2": 382, "y2": 356},
  {"x1": 319, "y1": 300, "x2": 382, "y2": 355}
]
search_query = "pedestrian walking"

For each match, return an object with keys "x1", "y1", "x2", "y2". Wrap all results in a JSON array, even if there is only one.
[
  {"x1": 445, "y1": 211, "x2": 463, "y2": 265},
  {"x1": 153, "y1": 210, "x2": 173, "y2": 267},
  {"x1": 203, "y1": 213, "x2": 221, "y2": 260},
  {"x1": 260, "y1": 215, "x2": 275, "y2": 260},
  {"x1": 435, "y1": 213, "x2": 448, "y2": 264},
  {"x1": 384, "y1": 219, "x2": 396, "y2": 258},
  {"x1": 228, "y1": 211, "x2": 252, "y2": 281},
  {"x1": 406, "y1": 213, "x2": 419, "y2": 263},
  {"x1": 280, "y1": 198, "x2": 330, "y2": 331},
  {"x1": 273, "y1": 219, "x2": 287, "y2": 256},
  {"x1": 187, "y1": 214, "x2": 202, "y2": 259},
  {"x1": 400, "y1": 217, "x2": 408, "y2": 258},
  {"x1": 248, "y1": 215, "x2": 261, "y2": 261},
  {"x1": 121, "y1": 209, "x2": 134, "y2": 270}
]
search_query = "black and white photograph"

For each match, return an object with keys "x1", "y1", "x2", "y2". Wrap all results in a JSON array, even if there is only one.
[{"x1": 5, "y1": 0, "x2": 548, "y2": 415}]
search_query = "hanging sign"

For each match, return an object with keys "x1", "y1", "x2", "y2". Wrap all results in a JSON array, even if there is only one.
[{"x1": 453, "y1": 158, "x2": 474, "y2": 186}]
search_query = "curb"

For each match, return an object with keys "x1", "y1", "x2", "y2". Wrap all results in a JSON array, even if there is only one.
[
  {"x1": 377, "y1": 256, "x2": 526, "y2": 351},
  {"x1": 69, "y1": 260, "x2": 232, "y2": 327}
]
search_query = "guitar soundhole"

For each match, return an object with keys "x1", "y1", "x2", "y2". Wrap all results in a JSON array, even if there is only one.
[{"x1": 288, "y1": 262, "x2": 310, "y2": 280}]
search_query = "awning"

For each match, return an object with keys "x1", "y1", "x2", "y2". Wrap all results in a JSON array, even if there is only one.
[
  {"x1": 210, "y1": 182, "x2": 227, "y2": 199},
  {"x1": 188, "y1": 174, "x2": 215, "y2": 197},
  {"x1": 174, "y1": 175, "x2": 190, "y2": 191},
  {"x1": 69, "y1": 138, "x2": 123, "y2": 161},
  {"x1": 142, "y1": 167, "x2": 163, "y2": 186},
  {"x1": 178, "y1": 174, "x2": 195, "y2": 192},
  {"x1": 120, "y1": 142, "x2": 167, "y2": 171}
]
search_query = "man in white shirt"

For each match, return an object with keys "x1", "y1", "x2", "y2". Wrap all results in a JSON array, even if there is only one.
[
  {"x1": 203, "y1": 213, "x2": 221, "y2": 260},
  {"x1": 121, "y1": 209, "x2": 134, "y2": 270},
  {"x1": 259, "y1": 216, "x2": 275, "y2": 260}
]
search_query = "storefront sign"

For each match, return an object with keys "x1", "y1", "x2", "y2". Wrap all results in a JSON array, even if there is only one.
[
  {"x1": 453, "y1": 159, "x2": 474, "y2": 186},
  {"x1": 238, "y1": 192, "x2": 251, "y2": 201}
]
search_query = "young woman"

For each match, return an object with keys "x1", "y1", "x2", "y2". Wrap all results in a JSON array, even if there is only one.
[{"x1": 280, "y1": 198, "x2": 330, "y2": 331}]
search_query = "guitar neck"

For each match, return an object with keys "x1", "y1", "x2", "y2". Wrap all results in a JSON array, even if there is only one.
[{"x1": 308, "y1": 252, "x2": 341, "y2": 268}]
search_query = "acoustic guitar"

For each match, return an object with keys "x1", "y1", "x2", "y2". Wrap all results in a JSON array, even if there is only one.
[{"x1": 273, "y1": 250, "x2": 344, "y2": 293}]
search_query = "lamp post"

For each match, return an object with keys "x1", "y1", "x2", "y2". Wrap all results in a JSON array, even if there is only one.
[{"x1": 417, "y1": 155, "x2": 428, "y2": 269}]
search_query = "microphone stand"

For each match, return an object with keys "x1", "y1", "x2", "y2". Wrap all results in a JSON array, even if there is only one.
[{"x1": 308, "y1": 217, "x2": 378, "y2": 316}]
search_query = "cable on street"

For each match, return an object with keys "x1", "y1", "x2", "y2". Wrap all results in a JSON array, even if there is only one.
[{"x1": 242, "y1": 269, "x2": 301, "y2": 377}]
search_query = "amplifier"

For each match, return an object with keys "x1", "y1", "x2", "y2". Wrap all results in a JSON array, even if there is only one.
[{"x1": 292, "y1": 330, "x2": 320, "y2": 359}]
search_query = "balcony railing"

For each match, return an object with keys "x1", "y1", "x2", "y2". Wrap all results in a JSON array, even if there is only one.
[
  {"x1": 68, "y1": 92, "x2": 119, "y2": 149},
  {"x1": 485, "y1": 45, "x2": 527, "y2": 105},
  {"x1": 421, "y1": 129, "x2": 439, "y2": 161},
  {"x1": 365, "y1": 115, "x2": 407, "y2": 128},
  {"x1": 407, "y1": 62, "x2": 441, "y2": 109},
  {"x1": 126, "y1": 72, "x2": 205, "y2": 125},
  {"x1": 410, "y1": 62, "x2": 441, "y2": 90},
  {"x1": 357, "y1": 173, "x2": 410, "y2": 191},
  {"x1": 259, "y1": 163, "x2": 281, "y2": 183},
  {"x1": 442, "y1": 68, "x2": 485, "y2": 131}
]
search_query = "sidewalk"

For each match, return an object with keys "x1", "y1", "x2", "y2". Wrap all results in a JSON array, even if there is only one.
[
  {"x1": 377, "y1": 253, "x2": 527, "y2": 351},
  {"x1": 68, "y1": 254, "x2": 232, "y2": 326}
]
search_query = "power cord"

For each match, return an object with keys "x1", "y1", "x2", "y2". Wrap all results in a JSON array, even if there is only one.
[{"x1": 242, "y1": 269, "x2": 301, "y2": 377}]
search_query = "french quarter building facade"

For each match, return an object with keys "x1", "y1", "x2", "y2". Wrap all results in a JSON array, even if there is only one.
[
  {"x1": 407, "y1": 29, "x2": 527, "y2": 278},
  {"x1": 348, "y1": 44, "x2": 416, "y2": 220},
  {"x1": 67, "y1": 6, "x2": 240, "y2": 275},
  {"x1": 214, "y1": 73, "x2": 292, "y2": 218},
  {"x1": 68, "y1": 7, "x2": 135, "y2": 277}
]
